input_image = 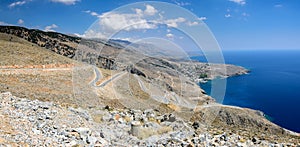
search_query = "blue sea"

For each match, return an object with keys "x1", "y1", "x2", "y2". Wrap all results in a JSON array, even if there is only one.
[{"x1": 196, "y1": 50, "x2": 300, "y2": 133}]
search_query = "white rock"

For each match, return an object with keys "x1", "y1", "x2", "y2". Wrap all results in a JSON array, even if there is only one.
[
  {"x1": 66, "y1": 140, "x2": 78, "y2": 147},
  {"x1": 32, "y1": 128, "x2": 41, "y2": 135},
  {"x1": 237, "y1": 142, "x2": 247, "y2": 147},
  {"x1": 87, "y1": 136, "x2": 97, "y2": 144},
  {"x1": 102, "y1": 115, "x2": 112, "y2": 122},
  {"x1": 97, "y1": 137, "x2": 109, "y2": 146},
  {"x1": 75, "y1": 127, "x2": 90, "y2": 135}
]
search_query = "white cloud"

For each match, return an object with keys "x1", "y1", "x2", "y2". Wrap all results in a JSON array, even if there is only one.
[
  {"x1": 163, "y1": 17, "x2": 186, "y2": 28},
  {"x1": 17, "y1": 19, "x2": 24, "y2": 25},
  {"x1": 198, "y1": 17, "x2": 207, "y2": 21},
  {"x1": 99, "y1": 12, "x2": 157, "y2": 32},
  {"x1": 84, "y1": 4, "x2": 193, "y2": 38},
  {"x1": 85, "y1": 4, "x2": 157, "y2": 19},
  {"x1": 96, "y1": 4, "x2": 160, "y2": 34},
  {"x1": 274, "y1": 4, "x2": 283, "y2": 8},
  {"x1": 90, "y1": 12, "x2": 99, "y2": 16},
  {"x1": 80, "y1": 29, "x2": 108, "y2": 39},
  {"x1": 44, "y1": 24, "x2": 58, "y2": 32},
  {"x1": 8, "y1": 1, "x2": 26, "y2": 8},
  {"x1": 172, "y1": 0, "x2": 190, "y2": 6},
  {"x1": 50, "y1": 0, "x2": 80, "y2": 5},
  {"x1": 74, "y1": 33, "x2": 84, "y2": 38},
  {"x1": 187, "y1": 21, "x2": 199, "y2": 26},
  {"x1": 185, "y1": 17, "x2": 206, "y2": 26},
  {"x1": 229, "y1": 0, "x2": 246, "y2": 5},
  {"x1": 0, "y1": 21, "x2": 13, "y2": 26},
  {"x1": 166, "y1": 33, "x2": 174, "y2": 39},
  {"x1": 134, "y1": 5, "x2": 157, "y2": 16},
  {"x1": 135, "y1": 8, "x2": 143, "y2": 16},
  {"x1": 83, "y1": 10, "x2": 100, "y2": 17},
  {"x1": 225, "y1": 14, "x2": 232, "y2": 18},
  {"x1": 144, "y1": 4, "x2": 158, "y2": 16}
]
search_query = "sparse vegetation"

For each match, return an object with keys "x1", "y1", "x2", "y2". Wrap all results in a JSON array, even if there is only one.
[
  {"x1": 199, "y1": 73, "x2": 208, "y2": 79},
  {"x1": 0, "y1": 33, "x2": 74, "y2": 66},
  {"x1": 0, "y1": 26, "x2": 298, "y2": 146}
]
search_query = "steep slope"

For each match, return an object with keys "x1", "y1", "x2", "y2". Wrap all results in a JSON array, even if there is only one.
[
  {"x1": 0, "y1": 25, "x2": 248, "y2": 78},
  {"x1": 0, "y1": 25, "x2": 116, "y2": 69},
  {"x1": 0, "y1": 33, "x2": 77, "y2": 105},
  {"x1": 0, "y1": 32, "x2": 210, "y2": 110},
  {"x1": 0, "y1": 26, "x2": 79, "y2": 58},
  {"x1": 1, "y1": 26, "x2": 298, "y2": 145},
  {"x1": 0, "y1": 33, "x2": 75, "y2": 66},
  {"x1": 0, "y1": 25, "x2": 218, "y2": 107}
]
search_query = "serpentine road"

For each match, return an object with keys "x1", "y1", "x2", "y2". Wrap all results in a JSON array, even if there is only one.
[
  {"x1": 90, "y1": 66, "x2": 127, "y2": 88},
  {"x1": 90, "y1": 66, "x2": 103, "y2": 87}
]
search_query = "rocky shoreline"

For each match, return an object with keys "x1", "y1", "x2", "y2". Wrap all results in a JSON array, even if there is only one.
[
  {"x1": 177, "y1": 61, "x2": 250, "y2": 83},
  {"x1": 1, "y1": 92, "x2": 298, "y2": 146}
]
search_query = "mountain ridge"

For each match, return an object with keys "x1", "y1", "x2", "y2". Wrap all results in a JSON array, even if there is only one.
[{"x1": 0, "y1": 25, "x2": 299, "y2": 146}]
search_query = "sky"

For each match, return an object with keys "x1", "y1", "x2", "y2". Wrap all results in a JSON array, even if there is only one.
[{"x1": 0, "y1": 0, "x2": 300, "y2": 50}]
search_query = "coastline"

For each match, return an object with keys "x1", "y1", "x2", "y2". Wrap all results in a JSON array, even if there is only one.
[
  {"x1": 197, "y1": 50, "x2": 300, "y2": 133},
  {"x1": 0, "y1": 26, "x2": 299, "y2": 145}
]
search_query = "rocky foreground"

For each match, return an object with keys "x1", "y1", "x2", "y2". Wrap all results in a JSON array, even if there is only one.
[{"x1": 0, "y1": 92, "x2": 299, "y2": 146}]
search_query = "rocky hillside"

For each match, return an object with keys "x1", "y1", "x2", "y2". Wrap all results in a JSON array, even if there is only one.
[
  {"x1": 0, "y1": 25, "x2": 248, "y2": 78},
  {"x1": 0, "y1": 25, "x2": 248, "y2": 108},
  {"x1": 0, "y1": 25, "x2": 116, "y2": 69},
  {"x1": 1, "y1": 25, "x2": 298, "y2": 146},
  {"x1": 0, "y1": 26, "x2": 79, "y2": 58},
  {"x1": 0, "y1": 92, "x2": 299, "y2": 146}
]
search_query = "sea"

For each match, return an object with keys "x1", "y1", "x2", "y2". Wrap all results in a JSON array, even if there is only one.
[{"x1": 195, "y1": 50, "x2": 300, "y2": 133}]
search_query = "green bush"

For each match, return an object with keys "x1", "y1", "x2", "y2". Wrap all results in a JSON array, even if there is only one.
[{"x1": 199, "y1": 73, "x2": 208, "y2": 79}]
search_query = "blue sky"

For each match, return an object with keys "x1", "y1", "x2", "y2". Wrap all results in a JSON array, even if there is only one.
[{"x1": 0, "y1": 0, "x2": 300, "y2": 50}]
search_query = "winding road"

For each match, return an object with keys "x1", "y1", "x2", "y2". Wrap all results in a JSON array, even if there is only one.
[
  {"x1": 90, "y1": 66, "x2": 103, "y2": 87},
  {"x1": 88, "y1": 66, "x2": 244, "y2": 112},
  {"x1": 97, "y1": 72, "x2": 127, "y2": 87},
  {"x1": 89, "y1": 66, "x2": 127, "y2": 88},
  {"x1": 134, "y1": 74, "x2": 148, "y2": 92}
]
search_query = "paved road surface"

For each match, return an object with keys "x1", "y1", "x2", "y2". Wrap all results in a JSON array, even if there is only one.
[
  {"x1": 90, "y1": 66, "x2": 103, "y2": 86},
  {"x1": 89, "y1": 66, "x2": 127, "y2": 88}
]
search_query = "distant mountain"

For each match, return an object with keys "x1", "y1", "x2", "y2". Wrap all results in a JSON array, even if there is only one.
[
  {"x1": 0, "y1": 25, "x2": 249, "y2": 82},
  {"x1": 108, "y1": 39, "x2": 132, "y2": 47}
]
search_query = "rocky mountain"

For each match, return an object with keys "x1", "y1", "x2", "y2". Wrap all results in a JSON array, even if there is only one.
[
  {"x1": 0, "y1": 26, "x2": 79, "y2": 57},
  {"x1": 0, "y1": 25, "x2": 116, "y2": 69},
  {"x1": 0, "y1": 25, "x2": 248, "y2": 105},
  {"x1": 0, "y1": 25, "x2": 248, "y2": 76},
  {"x1": 0, "y1": 25, "x2": 298, "y2": 146}
]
